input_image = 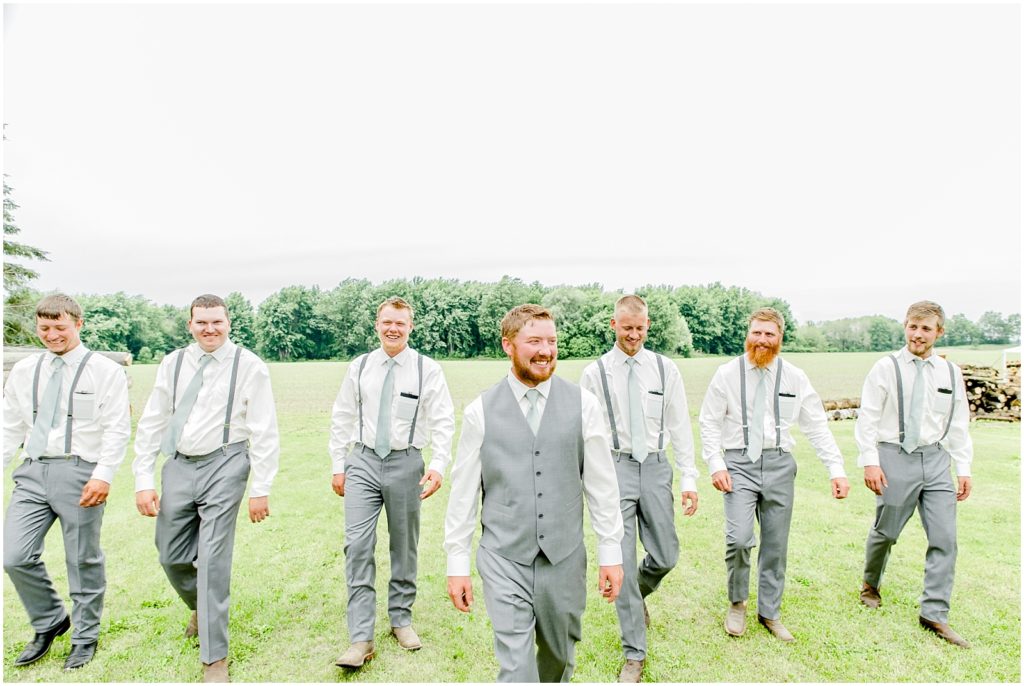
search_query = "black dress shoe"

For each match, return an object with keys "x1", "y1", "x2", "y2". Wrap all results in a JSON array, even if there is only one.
[
  {"x1": 64, "y1": 641, "x2": 97, "y2": 670},
  {"x1": 13, "y1": 614, "x2": 71, "y2": 666}
]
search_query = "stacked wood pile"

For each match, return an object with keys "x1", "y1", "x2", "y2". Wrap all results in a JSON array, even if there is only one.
[
  {"x1": 963, "y1": 363, "x2": 1020, "y2": 422},
  {"x1": 823, "y1": 397, "x2": 860, "y2": 421},
  {"x1": 3, "y1": 346, "x2": 132, "y2": 385}
]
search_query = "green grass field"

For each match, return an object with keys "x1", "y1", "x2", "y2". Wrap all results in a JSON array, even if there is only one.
[{"x1": 3, "y1": 351, "x2": 1020, "y2": 682}]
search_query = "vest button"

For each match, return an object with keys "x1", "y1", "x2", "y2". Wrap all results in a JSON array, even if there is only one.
[
  {"x1": 534, "y1": 450, "x2": 540, "y2": 456},
  {"x1": 537, "y1": 493, "x2": 543, "y2": 497},
  {"x1": 535, "y1": 471, "x2": 541, "y2": 476},
  {"x1": 538, "y1": 513, "x2": 544, "y2": 518},
  {"x1": 539, "y1": 534, "x2": 545, "y2": 539}
]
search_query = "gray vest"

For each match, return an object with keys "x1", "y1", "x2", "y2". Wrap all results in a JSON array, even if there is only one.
[{"x1": 479, "y1": 375, "x2": 585, "y2": 566}]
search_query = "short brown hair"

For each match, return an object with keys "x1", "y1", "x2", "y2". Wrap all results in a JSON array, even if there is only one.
[
  {"x1": 190, "y1": 294, "x2": 228, "y2": 320},
  {"x1": 501, "y1": 304, "x2": 553, "y2": 340},
  {"x1": 905, "y1": 301, "x2": 945, "y2": 328},
  {"x1": 377, "y1": 296, "x2": 414, "y2": 320},
  {"x1": 614, "y1": 294, "x2": 648, "y2": 317},
  {"x1": 36, "y1": 294, "x2": 83, "y2": 321},
  {"x1": 748, "y1": 307, "x2": 785, "y2": 334}
]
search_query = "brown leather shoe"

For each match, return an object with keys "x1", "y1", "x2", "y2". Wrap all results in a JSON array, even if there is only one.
[
  {"x1": 203, "y1": 658, "x2": 229, "y2": 683},
  {"x1": 758, "y1": 615, "x2": 795, "y2": 642},
  {"x1": 724, "y1": 601, "x2": 747, "y2": 637},
  {"x1": 860, "y1": 583, "x2": 881, "y2": 609},
  {"x1": 335, "y1": 641, "x2": 375, "y2": 668},
  {"x1": 391, "y1": 625, "x2": 422, "y2": 650},
  {"x1": 185, "y1": 611, "x2": 199, "y2": 639},
  {"x1": 919, "y1": 617, "x2": 970, "y2": 648},
  {"x1": 618, "y1": 658, "x2": 645, "y2": 683},
  {"x1": 643, "y1": 599, "x2": 650, "y2": 628}
]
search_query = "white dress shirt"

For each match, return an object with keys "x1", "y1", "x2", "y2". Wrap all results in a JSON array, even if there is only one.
[
  {"x1": 698, "y1": 354, "x2": 846, "y2": 479},
  {"x1": 3, "y1": 344, "x2": 131, "y2": 483},
  {"x1": 133, "y1": 340, "x2": 280, "y2": 497},
  {"x1": 855, "y1": 347, "x2": 973, "y2": 476},
  {"x1": 580, "y1": 346, "x2": 699, "y2": 493},
  {"x1": 444, "y1": 372, "x2": 625, "y2": 576},
  {"x1": 328, "y1": 346, "x2": 455, "y2": 476}
]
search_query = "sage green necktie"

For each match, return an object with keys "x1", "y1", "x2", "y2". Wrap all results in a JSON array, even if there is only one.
[
  {"x1": 375, "y1": 358, "x2": 397, "y2": 458},
  {"x1": 26, "y1": 357, "x2": 65, "y2": 458},
  {"x1": 902, "y1": 358, "x2": 926, "y2": 453},
  {"x1": 748, "y1": 367, "x2": 768, "y2": 463},
  {"x1": 162, "y1": 353, "x2": 213, "y2": 457},
  {"x1": 626, "y1": 357, "x2": 648, "y2": 463},
  {"x1": 525, "y1": 388, "x2": 541, "y2": 435}
]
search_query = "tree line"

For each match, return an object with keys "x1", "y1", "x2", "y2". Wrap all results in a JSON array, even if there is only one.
[{"x1": 3, "y1": 278, "x2": 1020, "y2": 362}]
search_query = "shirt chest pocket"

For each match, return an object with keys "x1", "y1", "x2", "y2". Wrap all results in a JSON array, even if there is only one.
[
  {"x1": 394, "y1": 393, "x2": 419, "y2": 421},
  {"x1": 72, "y1": 391, "x2": 96, "y2": 421},
  {"x1": 644, "y1": 392, "x2": 664, "y2": 419},
  {"x1": 932, "y1": 388, "x2": 954, "y2": 415},
  {"x1": 778, "y1": 393, "x2": 798, "y2": 421}
]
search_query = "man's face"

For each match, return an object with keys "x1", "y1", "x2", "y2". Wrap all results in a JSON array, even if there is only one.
[
  {"x1": 612, "y1": 310, "x2": 650, "y2": 357},
  {"x1": 377, "y1": 305, "x2": 413, "y2": 357},
  {"x1": 745, "y1": 318, "x2": 782, "y2": 368},
  {"x1": 189, "y1": 306, "x2": 231, "y2": 353},
  {"x1": 904, "y1": 315, "x2": 943, "y2": 358},
  {"x1": 36, "y1": 314, "x2": 83, "y2": 355},
  {"x1": 502, "y1": 318, "x2": 557, "y2": 387}
]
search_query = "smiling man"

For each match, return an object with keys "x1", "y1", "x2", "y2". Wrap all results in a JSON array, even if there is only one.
[
  {"x1": 698, "y1": 307, "x2": 849, "y2": 643},
  {"x1": 3, "y1": 294, "x2": 131, "y2": 670},
  {"x1": 329, "y1": 296, "x2": 455, "y2": 669},
  {"x1": 133, "y1": 293, "x2": 280, "y2": 682},
  {"x1": 444, "y1": 303, "x2": 624, "y2": 683},
  {"x1": 579, "y1": 294, "x2": 698, "y2": 683},
  {"x1": 855, "y1": 301, "x2": 973, "y2": 648}
]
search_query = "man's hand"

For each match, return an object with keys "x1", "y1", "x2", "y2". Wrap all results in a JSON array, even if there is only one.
[
  {"x1": 598, "y1": 564, "x2": 624, "y2": 603},
  {"x1": 681, "y1": 491, "x2": 699, "y2": 516},
  {"x1": 249, "y1": 496, "x2": 270, "y2": 523},
  {"x1": 447, "y1": 576, "x2": 473, "y2": 612},
  {"x1": 831, "y1": 477, "x2": 850, "y2": 500},
  {"x1": 419, "y1": 469, "x2": 443, "y2": 500},
  {"x1": 332, "y1": 473, "x2": 346, "y2": 497},
  {"x1": 79, "y1": 479, "x2": 110, "y2": 508},
  {"x1": 956, "y1": 476, "x2": 972, "y2": 502},
  {"x1": 711, "y1": 469, "x2": 733, "y2": 493},
  {"x1": 136, "y1": 489, "x2": 160, "y2": 517},
  {"x1": 863, "y1": 465, "x2": 887, "y2": 495}
]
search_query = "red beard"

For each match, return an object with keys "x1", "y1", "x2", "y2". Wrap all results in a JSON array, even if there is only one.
[{"x1": 745, "y1": 339, "x2": 781, "y2": 368}]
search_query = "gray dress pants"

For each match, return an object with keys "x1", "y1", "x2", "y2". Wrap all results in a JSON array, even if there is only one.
[
  {"x1": 863, "y1": 442, "x2": 958, "y2": 623},
  {"x1": 722, "y1": 447, "x2": 796, "y2": 620},
  {"x1": 343, "y1": 445, "x2": 424, "y2": 642},
  {"x1": 614, "y1": 451, "x2": 678, "y2": 661},
  {"x1": 155, "y1": 442, "x2": 250, "y2": 665},
  {"x1": 3, "y1": 456, "x2": 105, "y2": 644},
  {"x1": 477, "y1": 542, "x2": 587, "y2": 683}
]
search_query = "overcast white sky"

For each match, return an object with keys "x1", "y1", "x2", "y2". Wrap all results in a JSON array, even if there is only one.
[{"x1": 2, "y1": 2, "x2": 1020, "y2": 325}]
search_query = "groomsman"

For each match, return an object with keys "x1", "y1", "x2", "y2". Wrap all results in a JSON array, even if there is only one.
[
  {"x1": 579, "y1": 294, "x2": 698, "y2": 683},
  {"x1": 856, "y1": 300, "x2": 973, "y2": 647},
  {"x1": 4, "y1": 294, "x2": 131, "y2": 670},
  {"x1": 445, "y1": 303, "x2": 624, "y2": 682},
  {"x1": 329, "y1": 296, "x2": 455, "y2": 668},
  {"x1": 698, "y1": 307, "x2": 848, "y2": 642},
  {"x1": 133, "y1": 294, "x2": 280, "y2": 682}
]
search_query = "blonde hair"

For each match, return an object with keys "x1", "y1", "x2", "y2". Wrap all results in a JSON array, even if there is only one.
[
  {"x1": 614, "y1": 294, "x2": 648, "y2": 317},
  {"x1": 905, "y1": 301, "x2": 945, "y2": 328},
  {"x1": 36, "y1": 294, "x2": 83, "y2": 321},
  {"x1": 748, "y1": 307, "x2": 785, "y2": 334},
  {"x1": 501, "y1": 304, "x2": 553, "y2": 340},
  {"x1": 377, "y1": 296, "x2": 414, "y2": 320}
]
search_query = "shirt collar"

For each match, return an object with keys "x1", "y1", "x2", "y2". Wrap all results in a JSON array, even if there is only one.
[
  {"x1": 611, "y1": 345, "x2": 646, "y2": 367},
  {"x1": 744, "y1": 352, "x2": 782, "y2": 373},
  {"x1": 375, "y1": 346, "x2": 411, "y2": 367},
  {"x1": 506, "y1": 371, "x2": 551, "y2": 401},
  {"x1": 47, "y1": 343, "x2": 88, "y2": 367},
  {"x1": 897, "y1": 346, "x2": 938, "y2": 366},
  {"x1": 189, "y1": 339, "x2": 236, "y2": 363}
]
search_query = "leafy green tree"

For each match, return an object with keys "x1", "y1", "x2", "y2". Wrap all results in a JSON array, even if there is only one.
[
  {"x1": 256, "y1": 285, "x2": 331, "y2": 361},
  {"x1": 867, "y1": 316, "x2": 902, "y2": 352},
  {"x1": 225, "y1": 292, "x2": 257, "y2": 350},
  {"x1": 3, "y1": 178, "x2": 48, "y2": 344},
  {"x1": 637, "y1": 286, "x2": 692, "y2": 357},
  {"x1": 1007, "y1": 314, "x2": 1020, "y2": 344},
  {"x1": 978, "y1": 311, "x2": 1011, "y2": 344},
  {"x1": 542, "y1": 285, "x2": 612, "y2": 359},
  {"x1": 942, "y1": 313, "x2": 980, "y2": 346},
  {"x1": 477, "y1": 276, "x2": 547, "y2": 357},
  {"x1": 315, "y1": 278, "x2": 378, "y2": 358}
]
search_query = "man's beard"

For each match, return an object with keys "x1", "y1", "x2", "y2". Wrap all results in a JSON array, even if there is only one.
[
  {"x1": 512, "y1": 354, "x2": 557, "y2": 385},
  {"x1": 746, "y1": 339, "x2": 781, "y2": 368}
]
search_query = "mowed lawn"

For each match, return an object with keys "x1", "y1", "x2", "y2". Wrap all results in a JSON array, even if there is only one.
[{"x1": 3, "y1": 349, "x2": 1020, "y2": 682}]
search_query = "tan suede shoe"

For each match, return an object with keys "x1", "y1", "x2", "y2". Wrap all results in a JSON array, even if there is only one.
[
  {"x1": 725, "y1": 601, "x2": 747, "y2": 637},
  {"x1": 618, "y1": 658, "x2": 645, "y2": 683},
  {"x1": 391, "y1": 625, "x2": 422, "y2": 651},
  {"x1": 758, "y1": 615, "x2": 795, "y2": 642},
  {"x1": 203, "y1": 658, "x2": 228, "y2": 683},
  {"x1": 335, "y1": 641, "x2": 376, "y2": 668},
  {"x1": 185, "y1": 611, "x2": 199, "y2": 639}
]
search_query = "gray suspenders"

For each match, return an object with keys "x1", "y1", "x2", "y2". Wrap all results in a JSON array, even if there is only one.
[
  {"x1": 738, "y1": 356, "x2": 783, "y2": 453},
  {"x1": 356, "y1": 351, "x2": 424, "y2": 449},
  {"x1": 887, "y1": 354, "x2": 957, "y2": 446},
  {"x1": 32, "y1": 351, "x2": 96, "y2": 455},
  {"x1": 172, "y1": 347, "x2": 244, "y2": 447},
  {"x1": 596, "y1": 353, "x2": 667, "y2": 454}
]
